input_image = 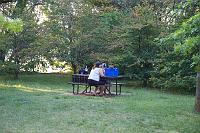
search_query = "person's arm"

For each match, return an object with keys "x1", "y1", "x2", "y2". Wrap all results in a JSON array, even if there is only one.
[{"x1": 99, "y1": 68, "x2": 104, "y2": 77}]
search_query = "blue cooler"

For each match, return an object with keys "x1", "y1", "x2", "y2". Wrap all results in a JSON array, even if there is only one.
[
  {"x1": 105, "y1": 68, "x2": 111, "y2": 76},
  {"x1": 113, "y1": 68, "x2": 119, "y2": 77},
  {"x1": 104, "y1": 68, "x2": 119, "y2": 77}
]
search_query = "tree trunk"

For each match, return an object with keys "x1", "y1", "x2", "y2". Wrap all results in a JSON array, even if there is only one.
[
  {"x1": 121, "y1": 65, "x2": 126, "y2": 75},
  {"x1": 72, "y1": 63, "x2": 77, "y2": 74},
  {"x1": 194, "y1": 72, "x2": 200, "y2": 113},
  {"x1": 143, "y1": 78, "x2": 148, "y2": 87},
  {"x1": 14, "y1": 69, "x2": 19, "y2": 79},
  {"x1": 0, "y1": 50, "x2": 5, "y2": 62}
]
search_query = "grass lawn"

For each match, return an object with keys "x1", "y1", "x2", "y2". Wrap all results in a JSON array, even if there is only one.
[{"x1": 0, "y1": 74, "x2": 200, "y2": 133}]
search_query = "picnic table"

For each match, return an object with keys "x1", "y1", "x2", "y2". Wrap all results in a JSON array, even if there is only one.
[{"x1": 68, "y1": 74, "x2": 125, "y2": 95}]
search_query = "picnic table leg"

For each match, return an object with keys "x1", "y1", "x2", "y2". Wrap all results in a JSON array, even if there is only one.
[
  {"x1": 104, "y1": 86, "x2": 107, "y2": 95},
  {"x1": 77, "y1": 85, "x2": 79, "y2": 94},
  {"x1": 81, "y1": 86, "x2": 89, "y2": 94},
  {"x1": 73, "y1": 84, "x2": 75, "y2": 94},
  {"x1": 116, "y1": 79, "x2": 118, "y2": 95},
  {"x1": 105, "y1": 85, "x2": 111, "y2": 95},
  {"x1": 108, "y1": 86, "x2": 112, "y2": 95},
  {"x1": 89, "y1": 86, "x2": 91, "y2": 93},
  {"x1": 106, "y1": 79, "x2": 112, "y2": 95},
  {"x1": 85, "y1": 85, "x2": 88, "y2": 93},
  {"x1": 119, "y1": 85, "x2": 122, "y2": 95}
]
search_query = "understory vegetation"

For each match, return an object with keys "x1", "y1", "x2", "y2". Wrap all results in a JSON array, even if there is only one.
[{"x1": 1, "y1": 0, "x2": 200, "y2": 93}]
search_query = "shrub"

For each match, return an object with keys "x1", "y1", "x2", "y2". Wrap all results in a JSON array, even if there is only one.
[{"x1": 150, "y1": 75, "x2": 196, "y2": 93}]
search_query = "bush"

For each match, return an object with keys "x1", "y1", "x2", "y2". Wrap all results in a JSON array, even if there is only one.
[
  {"x1": 150, "y1": 75, "x2": 196, "y2": 93},
  {"x1": 0, "y1": 61, "x2": 20, "y2": 78}
]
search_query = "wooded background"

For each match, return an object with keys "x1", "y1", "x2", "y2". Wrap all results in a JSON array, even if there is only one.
[{"x1": 0, "y1": 0, "x2": 200, "y2": 94}]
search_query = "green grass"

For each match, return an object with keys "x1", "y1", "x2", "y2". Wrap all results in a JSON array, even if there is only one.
[{"x1": 0, "y1": 74, "x2": 200, "y2": 133}]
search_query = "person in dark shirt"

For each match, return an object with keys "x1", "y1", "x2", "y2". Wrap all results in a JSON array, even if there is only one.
[
  {"x1": 78, "y1": 67, "x2": 85, "y2": 74},
  {"x1": 78, "y1": 66, "x2": 88, "y2": 74}
]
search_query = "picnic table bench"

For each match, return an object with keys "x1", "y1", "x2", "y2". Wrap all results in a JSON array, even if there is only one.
[{"x1": 68, "y1": 74, "x2": 125, "y2": 95}]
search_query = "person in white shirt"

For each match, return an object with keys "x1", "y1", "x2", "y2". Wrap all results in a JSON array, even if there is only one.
[{"x1": 88, "y1": 62, "x2": 106, "y2": 96}]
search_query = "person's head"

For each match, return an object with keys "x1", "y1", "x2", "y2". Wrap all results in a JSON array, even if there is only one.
[
  {"x1": 102, "y1": 63, "x2": 107, "y2": 68},
  {"x1": 95, "y1": 61, "x2": 102, "y2": 68},
  {"x1": 109, "y1": 63, "x2": 114, "y2": 68}
]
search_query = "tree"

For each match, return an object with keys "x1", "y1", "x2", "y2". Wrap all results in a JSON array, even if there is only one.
[
  {"x1": 0, "y1": 13, "x2": 23, "y2": 77},
  {"x1": 42, "y1": 0, "x2": 89, "y2": 73},
  {"x1": 114, "y1": 1, "x2": 161, "y2": 86},
  {"x1": 0, "y1": 1, "x2": 48, "y2": 77},
  {"x1": 170, "y1": 13, "x2": 200, "y2": 113},
  {"x1": 148, "y1": 0, "x2": 199, "y2": 91}
]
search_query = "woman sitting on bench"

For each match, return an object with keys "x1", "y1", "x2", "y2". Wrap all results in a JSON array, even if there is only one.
[{"x1": 88, "y1": 62, "x2": 106, "y2": 96}]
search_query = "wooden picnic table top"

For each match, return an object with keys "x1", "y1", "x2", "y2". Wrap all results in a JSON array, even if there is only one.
[{"x1": 72, "y1": 74, "x2": 125, "y2": 79}]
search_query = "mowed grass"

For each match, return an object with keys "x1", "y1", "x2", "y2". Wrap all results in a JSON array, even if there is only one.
[{"x1": 0, "y1": 74, "x2": 200, "y2": 133}]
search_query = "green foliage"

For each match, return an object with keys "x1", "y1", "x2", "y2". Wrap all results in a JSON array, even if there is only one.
[
  {"x1": 115, "y1": 1, "x2": 161, "y2": 85},
  {"x1": 0, "y1": 14, "x2": 23, "y2": 32},
  {"x1": 100, "y1": 11, "x2": 122, "y2": 27},
  {"x1": 152, "y1": 13, "x2": 200, "y2": 92},
  {"x1": 173, "y1": 13, "x2": 200, "y2": 70},
  {"x1": 85, "y1": 0, "x2": 112, "y2": 7},
  {"x1": 0, "y1": 61, "x2": 20, "y2": 77},
  {"x1": 0, "y1": 13, "x2": 23, "y2": 77},
  {"x1": 1, "y1": 0, "x2": 199, "y2": 92},
  {"x1": 151, "y1": 75, "x2": 196, "y2": 93}
]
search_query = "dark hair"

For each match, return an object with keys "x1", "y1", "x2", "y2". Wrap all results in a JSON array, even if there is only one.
[{"x1": 95, "y1": 62, "x2": 101, "y2": 68}]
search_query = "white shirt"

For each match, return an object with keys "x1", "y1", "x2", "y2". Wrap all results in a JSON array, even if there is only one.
[{"x1": 88, "y1": 68, "x2": 101, "y2": 81}]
